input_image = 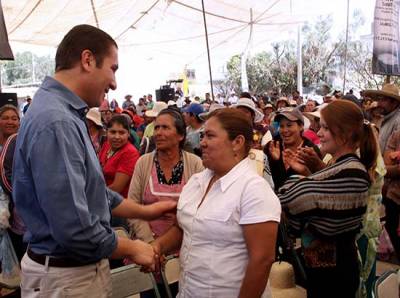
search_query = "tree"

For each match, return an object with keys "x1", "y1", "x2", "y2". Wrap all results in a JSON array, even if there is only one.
[
  {"x1": 1, "y1": 51, "x2": 54, "y2": 86},
  {"x1": 224, "y1": 15, "x2": 339, "y2": 96}
]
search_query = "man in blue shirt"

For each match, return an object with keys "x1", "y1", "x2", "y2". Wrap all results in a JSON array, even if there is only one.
[{"x1": 13, "y1": 24, "x2": 175, "y2": 297}]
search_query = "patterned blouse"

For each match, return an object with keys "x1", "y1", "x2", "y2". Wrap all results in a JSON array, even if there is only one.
[{"x1": 154, "y1": 152, "x2": 184, "y2": 185}]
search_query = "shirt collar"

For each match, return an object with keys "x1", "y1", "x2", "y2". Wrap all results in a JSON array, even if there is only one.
[
  {"x1": 40, "y1": 76, "x2": 89, "y2": 116},
  {"x1": 198, "y1": 158, "x2": 251, "y2": 193},
  {"x1": 383, "y1": 106, "x2": 400, "y2": 123}
]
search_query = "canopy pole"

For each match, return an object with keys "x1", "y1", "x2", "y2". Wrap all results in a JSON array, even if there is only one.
[
  {"x1": 241, "y1": 9, "x2": 253, "y2": 92},
  {"x1": 342, "y1": 0, "x2": 350, "y2": 93},
  {"x1": 90, "y1": 0, "x2": 100, "y2": 28},
  {"x1": 201, "y1": 0, "x2": 214, "y2": 101}
]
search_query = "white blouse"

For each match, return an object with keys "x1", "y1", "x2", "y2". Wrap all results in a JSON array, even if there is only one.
[{"x1": 176, "y1": 158, "x2": 281, "y2": 298}]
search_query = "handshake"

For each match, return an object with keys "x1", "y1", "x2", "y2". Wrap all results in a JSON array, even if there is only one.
[{"x1": 127, "y1": 239, "x2": 163, "y2": 273}]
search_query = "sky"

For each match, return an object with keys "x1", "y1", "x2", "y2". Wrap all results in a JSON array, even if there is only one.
[{"x1": 6, "y1": 0, "x2": 376, "y2": 104}]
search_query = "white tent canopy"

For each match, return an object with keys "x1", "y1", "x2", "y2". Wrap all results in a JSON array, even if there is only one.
[{"x1": 2, "y1": 0, "x2": 372, "y2": 99}]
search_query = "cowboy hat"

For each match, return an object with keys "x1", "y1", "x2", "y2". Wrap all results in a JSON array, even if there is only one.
[
  {"x1": 364, "y1": 83, "x2": 400, "y2": 102},
  {"x1": 269, "y1": 262, "x2": 307, "y2": 298}
]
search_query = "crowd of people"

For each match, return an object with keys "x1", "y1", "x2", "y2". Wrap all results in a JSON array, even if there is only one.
[{"x1": 0, "y1": 24, "x2": 399, "y2": 298}]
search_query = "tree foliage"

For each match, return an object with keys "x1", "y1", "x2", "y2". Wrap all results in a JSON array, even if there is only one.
[
  {"x1": 223, "y1": 12, "x2": 385, "y2": 96},
  {"x1": 1, "y1": 51, "x2": 54, "y2": 86}
]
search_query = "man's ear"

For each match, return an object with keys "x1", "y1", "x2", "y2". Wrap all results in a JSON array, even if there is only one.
[{"x1": 81, "y1": 49, "x2": 95, "y2": 72}]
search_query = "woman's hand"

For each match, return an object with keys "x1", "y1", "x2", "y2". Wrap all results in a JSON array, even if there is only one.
[
  {"x1": 268, "y1": 140, "x2": 281, "y2": 160},
  {"x1": 283, "y1": 149, "x2": 311, "y2": 176},
  {"x1": 297, "y1": 147, "x2": 325, "y2": 173}
]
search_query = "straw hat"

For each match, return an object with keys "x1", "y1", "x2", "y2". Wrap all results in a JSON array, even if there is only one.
[
  {"x1": 231, "y1": 97, "x2": 264, "y2": 123},
  {"x1": 145, "y1": 101, "x2": 168, "y2": 118},
  {"x1": 86, "y1": 108, "x2": 103, "y2": 127},
  {"x1": 364, "y1": 83, "x2": 400, "y2": 102},
  {"x1": 199, "y1": 103, "x2": 224, "y2": 120},
  {"x1": 269, "y1": 262, "x2": 306, "y2": 298}
]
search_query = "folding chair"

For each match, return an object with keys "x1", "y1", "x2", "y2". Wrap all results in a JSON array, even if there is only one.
[
  {"x1": 111, "y1": 264, "x2": 161, "y2": 298},
  {"x1": 160, "y1": 256, "x2": 181, "y2": 298},
  {"x1": 373, "y1": 269, "x2": 399, "y2": 298},
  {"x1": 113, "y1": 226, "x2": 130, "y2": 239}
]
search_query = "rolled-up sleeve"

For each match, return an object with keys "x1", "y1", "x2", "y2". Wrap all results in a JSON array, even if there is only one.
[{"x1": 28, "y1": 121, "x2": 117, "y2": 262}]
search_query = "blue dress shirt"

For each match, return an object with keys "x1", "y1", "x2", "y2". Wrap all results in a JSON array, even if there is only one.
[{"x1": 13, "y1": 76, "x2": 123, "y2": 263}]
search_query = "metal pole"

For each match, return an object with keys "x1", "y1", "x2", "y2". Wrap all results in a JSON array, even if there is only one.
[
  {"x1": 201, "y1": 0, "x2": 215, "y2": 101},
  {"x1": 297, "y1": 25, "x2": 302, "y2": 96},
  {"x1": 342, "y1": 0, "x2": 350, "y2": 93},
  {"x1": 0, "y1": 63, "x2": 2, "y2": 93},
  {"x1": 241, "y1": 9, "x2": 253, "y2": 92}
]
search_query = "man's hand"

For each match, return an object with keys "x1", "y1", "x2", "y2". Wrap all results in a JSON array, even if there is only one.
[
  {"x1": 141, "y1": 241, "x2": 164, "y2": 273},
  {"x1": 127, "y1": 240, "x2": 156, "y2": 270}
]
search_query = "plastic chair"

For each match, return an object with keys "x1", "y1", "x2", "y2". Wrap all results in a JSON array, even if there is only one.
[
  {"x1": 373, "y1": 270, "x2": 399, "y2": 298},
  {"x1": 160, "y1": 256, "x2": 181, "y2": 298},
  {"x1": 111, "y1": 264, "x2": 161, "y2": 298}
]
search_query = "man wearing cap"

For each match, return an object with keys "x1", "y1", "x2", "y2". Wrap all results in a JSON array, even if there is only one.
[
  {"x1": 364, "y1": 83, "x2": 400, "y2": 152},
  {"x1": 183, "y1": 103, "x2": 204, "y2": 156},
  {"x1": 122, "y1": 94, "x2": 134, "y2": 110},
  {"x1": 13, "y1": 25, "x2": 175, "y2": 297},
  {"x1": 146, "y1": 94, "x2": 154, "y2": 110}
]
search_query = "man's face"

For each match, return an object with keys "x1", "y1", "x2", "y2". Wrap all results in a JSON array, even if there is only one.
[
  {"x1": 88, "y1": 46, "x2": 118, "y2": 108},
  {"x1": 376, "y1": 96, "x2": 400, "y2": 115}
]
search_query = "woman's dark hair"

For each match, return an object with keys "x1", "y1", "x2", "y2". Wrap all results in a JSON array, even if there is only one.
[
  {"x1": 321, "y1": 100, "x2": 378, "y2": 178},
  {"x1": 107, "y1": 115, "x2": 130, "y2": 131},
  {"x1": 157, "y1": 108, "x2": 186, "y2": 148},
  {"x1": 208, "y1": 108, "x2": 253, "y2": 156}
]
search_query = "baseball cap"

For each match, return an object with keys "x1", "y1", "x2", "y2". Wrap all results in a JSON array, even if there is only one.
[
  {"x1": 274, "y1": 107, "x2": 304, "y2": 124},
  {"x1": 182, "y1": 103, "x2": 204, "y2": 116}
]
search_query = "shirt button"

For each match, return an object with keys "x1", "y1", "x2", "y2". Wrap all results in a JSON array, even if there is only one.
[{"x1": 84, "y1": 108, "x2": 89, "y2": 113}]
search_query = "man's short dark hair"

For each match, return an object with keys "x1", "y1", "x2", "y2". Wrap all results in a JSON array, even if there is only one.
[{"x1": 55, "y1": 24, "x2": 118, "y2": 72}]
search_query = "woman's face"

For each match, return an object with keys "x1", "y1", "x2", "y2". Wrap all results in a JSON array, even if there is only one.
[
  {"x1": 154, "y1": 114, "x2": 183, "y2": 151},
  {"x1": 318, "y1": 116, "x2": 340, "y2": 155},
  {"x1": 279, "y1": 118, "x2": 303, "y2": 147},
  {"x1": 0, "y1": 109, "x2": 19, "y2": 137},
  {"x1": 200, "y1": 117, "x2": 236, "y2": 172},
  {"x1": 107, "y1": 122, "x2": 129, "y2": 150}
]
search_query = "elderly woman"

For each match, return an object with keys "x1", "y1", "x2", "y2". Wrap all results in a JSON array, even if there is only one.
[
  {"x1": 150, "y1": 108, "x2": 281, "y2": 298},
  {"x1": 265, "y1": 107, "x2": 321, "y2": 191},
  {"x1": 128, "y1": 109, "x2": 203, "y2": 243},
  {"x1": 278, "y1": 100, "x2": 378, "y2": 298}
]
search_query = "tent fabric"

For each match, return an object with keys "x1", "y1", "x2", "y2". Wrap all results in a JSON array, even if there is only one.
[
  {"x1": 2, "y1": 0, "x2": 316, "y2": 65},
  {"x1": 0, "y1": 0, "x2": 13, "y2": 60}
]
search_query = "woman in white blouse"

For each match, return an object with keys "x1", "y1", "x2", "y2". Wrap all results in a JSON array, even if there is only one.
[{"x1": 151, "y1": 108, "x2": 281, "y2": 298}]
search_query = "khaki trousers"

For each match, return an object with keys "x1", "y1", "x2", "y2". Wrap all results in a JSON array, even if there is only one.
[{"x1": 20, "y1": 253, "x2": 111, "y2": 298}]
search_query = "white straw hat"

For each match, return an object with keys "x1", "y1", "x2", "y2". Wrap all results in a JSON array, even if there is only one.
[
  {"x1": 269, "y1": 262, "x2": 307, "y2": 298},
  {"x1": 145, "y1": 101, "x2": 168, "y2": 117}
]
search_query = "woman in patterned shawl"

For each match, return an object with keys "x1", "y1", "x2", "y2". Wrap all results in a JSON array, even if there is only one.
[{"x1": 278, "y1": 100, "x2": 378, "y2": 298}]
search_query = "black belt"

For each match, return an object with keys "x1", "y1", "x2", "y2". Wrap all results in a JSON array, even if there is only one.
[{"x1": 27, "y1": 249, "x2": 93, "y2": 268}]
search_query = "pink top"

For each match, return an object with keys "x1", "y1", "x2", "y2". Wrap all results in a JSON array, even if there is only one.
[
  {"x1": 143, "y1": 165, "x2": 186, "y2": 238},
  {"x1": 303, "y1": 129, "x2": 320, "y2": 145}
]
